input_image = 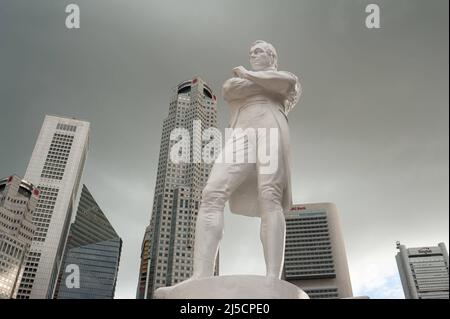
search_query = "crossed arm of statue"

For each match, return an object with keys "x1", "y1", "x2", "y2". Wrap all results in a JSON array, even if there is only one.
[
  {"x1": 232, "y1": 66, "x2": 297, "y2": 94},
  {"x1": 223, "y1": 66, "x2": 300, "y2": 113}
]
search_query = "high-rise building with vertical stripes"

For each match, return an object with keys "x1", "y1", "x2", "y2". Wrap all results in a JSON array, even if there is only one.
[
  {"x1": 16, "y1": 115, "x2": 89, "y2": 299},
  {"x1": 396, "y1": 241, "x2": 449, "y2": 299},
  {"x1": 283, "y1": 203, "x2": 353, "y2": 299},
  {"x1": 136, "y1": 77, "x2": 218, "y2": 299},
  {"x1": 0, "y1": 175, "x2": 39, "y2": 299},
  {"x1": 54, "y1": 185, "x2": 122, "y2": 299}
]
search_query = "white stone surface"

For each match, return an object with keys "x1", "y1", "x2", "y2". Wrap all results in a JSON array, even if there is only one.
[
  {"x1": 157, "y1": 42, "x2": 307, "y2": 299},
  {"x1": 193, "y1": 41, "x2": 302, "y2": 281},
  {"x1": 154, "y1": 275, "x2": 309, "y2": 299}
]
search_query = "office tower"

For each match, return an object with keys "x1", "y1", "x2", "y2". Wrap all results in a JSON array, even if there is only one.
[
  {"x1": 136, "y1": 225, "x2": 152, "y2": 298},
  {"x1": 16, "y1": 115, "x2": 90, "y2": 299},
  {"x1": 283, "y1": 203, "x2": 353, "y2": 299},
  {"x1": 137, "y1": 77, "x2": 218, "y2": 299},
  {"x1": 0, "y1": 175, "x2": 39, "y2": 299},
  {"x1": 53, "y1": 185, "x2": 122, "y2": 299},
  {"x1": 396, "y1": 241, "x2": 449, "y2": 299}
]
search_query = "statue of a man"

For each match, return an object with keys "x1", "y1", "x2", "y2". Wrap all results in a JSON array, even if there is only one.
[{"x1": 193, "y1": 40, "x2": 302, "y2": 279}]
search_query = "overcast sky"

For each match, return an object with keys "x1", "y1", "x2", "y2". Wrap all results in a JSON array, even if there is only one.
[{"x1": 0, "y1": 0, "x2": 448, "y2": 299}]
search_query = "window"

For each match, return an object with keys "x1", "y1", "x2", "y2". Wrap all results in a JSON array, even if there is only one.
[
  {"x1": 57, "y1": 123, "x2": 77, "y2": 132},
  {"x1": 41, "y1": 133, "x2": 74, "y2": 180}
]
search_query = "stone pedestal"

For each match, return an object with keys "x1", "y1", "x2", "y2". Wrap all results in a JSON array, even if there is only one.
[{"x1": 154, "y1": 275, "x2": 309, "y2": 299}]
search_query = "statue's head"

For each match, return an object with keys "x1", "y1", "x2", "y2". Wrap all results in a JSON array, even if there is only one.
[{"x1": 249, "y1": 40, "x2": 278, "y2": 71}]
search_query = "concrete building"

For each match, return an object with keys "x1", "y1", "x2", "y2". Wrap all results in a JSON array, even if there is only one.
[
  {"x1": 283, "y1": 203, "x2": 353, "y2": 299},
  {"x1": 136, "y1": 225, "x2": 151, "y2": 298},
  {"x1": 0, "y1": 175, "x2": 39, "y2": 298},
  {"x1": 16, "y1": 115, "x2": 90, "y2": 299},
  {"x1": 137, "y1": 77, "x2": 218, "y2": 299},
  {"x1": 396, "y1": 241, "x2": 449, "y2": 299},
  {"x1": 54, "y1": 185, "x2": 122, "y2": 299}
]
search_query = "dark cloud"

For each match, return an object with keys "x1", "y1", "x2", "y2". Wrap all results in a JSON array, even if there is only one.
[{"x1": 0, "y1": 0, "x2": 448, "y2": 298}]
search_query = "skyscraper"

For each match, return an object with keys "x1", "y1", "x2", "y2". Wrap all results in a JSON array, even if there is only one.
[
  {"x1": 396, "y1": 241, "x2": 449, "y2": 299},
  {"x1": 136, "y1": 225, "x2": 152, "y2": 298},
  {"x1": 16, "y1": 115, "x2": 90, "y2": 299},
  {"x1": 283, "y1": 203, "x2": 353, "y2": 299},
  {"x1": 54, "y1": 185, "x2": 122, "y2": 299},
  {"x1": 0, "y1": 175, "x2": 39, "y2": 299},
  {"x1": 137, "y1": 77, "x2": 218, "y2": 299}
]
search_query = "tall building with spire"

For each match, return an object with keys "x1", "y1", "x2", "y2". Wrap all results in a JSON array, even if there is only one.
[
  {"x1": 16, "y1": 115, "x2": 89, "y2": 299},
  {"x1": 54, "y1": 185, "x2": 122, "y2": 299},
  {"x1": 137, "y1": 77, "x2": 218, "y2": 299}
]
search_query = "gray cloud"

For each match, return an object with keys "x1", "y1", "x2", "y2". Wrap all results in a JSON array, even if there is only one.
[{"x1": 0, "y1": 0, "x2": 448, "y2": 298}]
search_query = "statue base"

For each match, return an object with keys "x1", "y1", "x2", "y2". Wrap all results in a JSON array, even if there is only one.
[{"x1": 154, "y1": 275, "x2": 309, "y2": 299}]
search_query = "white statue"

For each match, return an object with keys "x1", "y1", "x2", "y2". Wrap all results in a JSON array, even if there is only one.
[
  {"x1": 193, "y1": 40, "x2": 301, "y2": 279},
  {"x1": 155, "y1": 41, "x2": 304, "y2": 298}
]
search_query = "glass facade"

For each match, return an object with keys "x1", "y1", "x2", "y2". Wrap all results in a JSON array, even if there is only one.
[
  {"x1": 284, "y1": 211, "x2": 335, "y2": 280},
  {"x1": 54, "y1": 185, "x2": 122, "y2": 299}
]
